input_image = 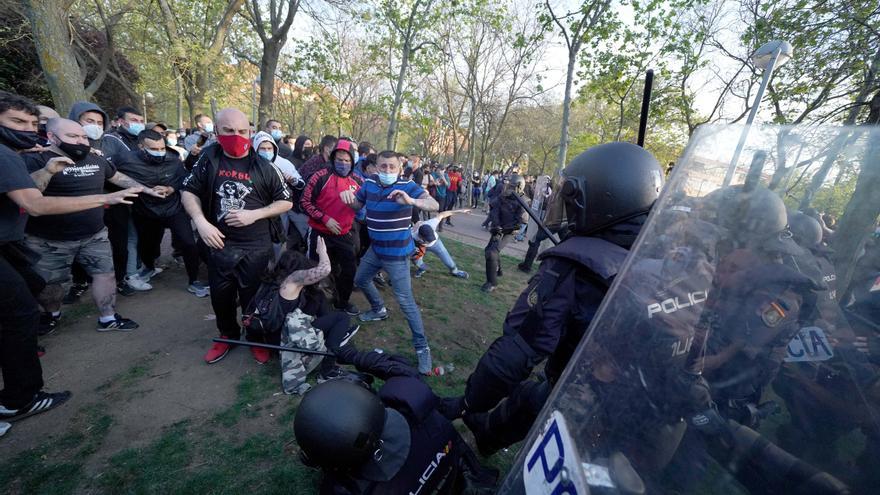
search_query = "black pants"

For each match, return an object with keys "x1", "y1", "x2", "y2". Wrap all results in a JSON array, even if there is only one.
[
  {"x1": 0, "y1": 246, "x2": 45, "y2": 408},
  {"x1": 104, "y1": 204, "x2": 130, "y2": 284},
  {"x1": 521, "y1": 228, "x2": 551, "y2": 271},
  {"x1": 356, "y1": 221, "x2": 371, "y2": 260},
  {"x1": 465, "y1": 379, "x2": 551, "y2": 452},
  {"x1": 444, "y1": 192, "x2": 458, "y2": 220},
  {"x1": 484, "y1": 232, "x2": 512, "y2": 286},
  {"x1": 132, "y1": 210, "x2": 199, "y2": 283},
  {"x1": 205, "y1": 244, "x2": 273, "y2": 340},
  {"x1": 307, "y1": 228, "x2": 356, "y2": 309}
]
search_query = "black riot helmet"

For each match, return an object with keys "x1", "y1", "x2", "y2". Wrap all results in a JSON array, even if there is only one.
[
  {"x1": 506, "y1": 174, "x2": 526, "y2": 197},
  {"x1": 294, "y1": 379, "x2": 385, "y2": 470},
  {"x1": 788, "y1": 210, "x2": 823, "y2": 249},
  {"x1": 544, "y1": 142, "x2": 663, "y2": 236},
  {"x1": 710, "y1": 185, "x2": 801, "y2": 254}
]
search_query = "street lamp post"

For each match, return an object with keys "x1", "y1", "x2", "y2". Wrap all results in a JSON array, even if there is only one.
[{"x1": 723, "y1": 40, "x2": 793, "y2": 186}]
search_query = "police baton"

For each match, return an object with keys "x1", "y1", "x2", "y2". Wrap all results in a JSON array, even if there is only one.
[
  {"x1": 212, "y1": 338, "x2": 336, "y2": 357},
  {"x1": 513, "y1": 193, "x2": 560, "y2": 246}
]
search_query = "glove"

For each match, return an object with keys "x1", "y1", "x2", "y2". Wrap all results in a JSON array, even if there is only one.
[
  {"x1": 438, "y1": 396, "x2": 467, "y2": 420},
  {"x1": 490, "y1": 227, "x2": 503, "y2": 235},
  {"x1": 689, "y1": 404, "x2": 730, "y2": 438}
]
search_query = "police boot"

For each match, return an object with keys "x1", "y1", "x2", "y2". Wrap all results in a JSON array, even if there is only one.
[{"x1": 463, "y1": 411, "x2": 504, "y2": 457}]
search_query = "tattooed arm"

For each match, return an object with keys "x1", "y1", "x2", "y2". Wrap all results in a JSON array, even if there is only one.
[
  {"x1": 108, "y1": 171, "x2": 165, "y2": 198},
  {"x1": 283, "y1": 236, "x2": 331, "y2": 288}
]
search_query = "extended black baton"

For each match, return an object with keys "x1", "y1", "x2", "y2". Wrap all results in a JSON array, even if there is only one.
[
  {"x1": 513, "y1": 194, "x2": 560, "y2": 246},
  {"x1": 212, "y1": 338, "x2": 336, "y2": 357}
]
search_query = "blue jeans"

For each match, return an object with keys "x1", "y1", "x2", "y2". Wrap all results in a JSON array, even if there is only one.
[
  {"x1": 414, "y1": 239, "x2": 457, "y2": 272},
  {"x1": 354, "y1": 247, "x2": 428, "y2": 351}
]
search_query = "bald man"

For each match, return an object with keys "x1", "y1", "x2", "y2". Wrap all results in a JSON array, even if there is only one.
[
  {"x1": 182, "y1": 108, "x2": 292, "y2": 365},
  {"x1": 21, "y1": 118, "x2": 162, "y2": 334}
]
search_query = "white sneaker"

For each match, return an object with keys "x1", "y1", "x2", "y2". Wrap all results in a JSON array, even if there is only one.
[
  {"x1": 137, "y1": 267, "x2": 163, "y2": 282},
  {"x1": 124, "y1": 275, "x2": 152, "y2": 291}
]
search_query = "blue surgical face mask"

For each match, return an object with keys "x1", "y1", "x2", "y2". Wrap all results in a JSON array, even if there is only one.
[
  {"x1": 127, "y1": 122, "x2": 145, "y2": 135},
  {"x1": 378, "y1": 172, "x2": 398, "y2": 185},
  {"x1": 258, "y1": 150, "x2": 274, "y2": 161},
  {"x1": 204, "y1": 122, "x2": 214, "y2": 133},
  {"x1": 270, "y1": 129, "x2": 283, "y2": 141},
  {"x1": 145, "y1": 149, "x2": 166, "y2": 158},
  {"x1": 334, "y1": 161, "x2": 352, "y2": 176}
]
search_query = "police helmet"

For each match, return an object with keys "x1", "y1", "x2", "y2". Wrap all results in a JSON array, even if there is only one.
[
  {"x1": 788, "y1": 211, "x2": 823, "y2": 249},
  {"x1": 544, "y1": 142, "x2": 663, "y2": 235},
  {"x1": 294, "y1": 379, "x2": 385, "y2": 469},
  {"x1": 507, "y1": 174, "x2": 526, "y2": 196},
  {"x1": 711, "y1": 185, "x2": 801, "y2": 255}
]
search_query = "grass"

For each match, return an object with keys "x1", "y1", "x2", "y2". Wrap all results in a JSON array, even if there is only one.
[{"x1": 0, "y1": 238, "x2": 530, "y2": 494}]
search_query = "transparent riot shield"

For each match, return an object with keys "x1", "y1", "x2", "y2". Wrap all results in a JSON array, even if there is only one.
[
  {"x1": 527, "y1": 175, "x2": 552, "y2": 242},
  {"x1": 498, "y1": 125, "x2": 880, "y2": 495}
]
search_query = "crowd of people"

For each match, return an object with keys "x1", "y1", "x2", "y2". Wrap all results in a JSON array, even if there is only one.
[{"x1": 0, "y1": 89, "x2": 533, "y2": 428}]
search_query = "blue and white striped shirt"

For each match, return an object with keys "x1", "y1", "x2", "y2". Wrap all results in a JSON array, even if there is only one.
[{"x1": 356, "y1": 176, "x2": 425, "y2": 260}]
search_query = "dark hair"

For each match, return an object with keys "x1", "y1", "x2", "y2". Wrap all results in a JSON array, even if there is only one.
[
  {"x1": 193, "y1": 113, "x2": 207, "y2": 124},
  {"x1": 319, "y1": 135, "x2": 337, "y2": 151},
  {"x1": 377, "y1": 150, "x2": 398, "y2": 160},
  {"x1": 116, "y1": 106, "x2": 142, "y2": 120},
  {"x1": 0, "y1": 91, "x2": 39, "y2": 118},
  {"x1": 152, "y1": 122, "x2": 168, "y2": 131},
  {"x1": 293, "y1": 134, "x2": 311, "y2": 160},
  {"x1": 418, "y1": 224, "x2": 437, "y2": 244},
  {"x1": 265, "y1": 119, "x2": 281, "y2": 129},
  {"x1": 138, "y1": 129, "x2": 164, "y2": 143},
  {"x1": 357, "y1": 141, "x2": 372, "y2": 155}
]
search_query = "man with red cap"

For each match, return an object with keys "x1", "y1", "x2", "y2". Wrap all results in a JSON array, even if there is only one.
[{"x1": 300, "y1": 138, "x2": 363, "y2": 316}]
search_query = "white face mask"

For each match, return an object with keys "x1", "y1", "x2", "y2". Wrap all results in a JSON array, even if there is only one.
[
  {"x1": 82, "y1": 123, "x2": 103, "y2": 141},
  {"x1": 166, "y1": 137, "x2": 178, "y2": 146},
  {"x1": 203, "y1": 122, "x2": 214, "y2": 133}
]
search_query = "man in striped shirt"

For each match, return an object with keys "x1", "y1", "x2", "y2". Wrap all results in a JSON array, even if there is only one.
[{"x1": 339, "y1": 150, "x2": 439, "y2": 375}]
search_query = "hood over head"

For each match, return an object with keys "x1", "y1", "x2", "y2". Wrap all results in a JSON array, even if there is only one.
[
  {"x1": 252, "y1": 131, "x2": 278, "y2": 159},
  {"x1": 68, "y1": 101, "x2": 110, "y2": 130}
]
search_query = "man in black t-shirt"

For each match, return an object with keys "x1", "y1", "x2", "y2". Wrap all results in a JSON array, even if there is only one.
[
  {"x1": 22, "y1": 118, "x2": 163, "y2": 334},
  {"x1": 182, "y1": 108, "x2": 292, "y2": 365},
  {"x1": 0, "y1": 92, "x2": 140, "y2": 425}
]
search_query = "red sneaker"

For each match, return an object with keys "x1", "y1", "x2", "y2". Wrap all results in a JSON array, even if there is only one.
[
  {"x1": 251, "y1": 346, "x2": 270, "y2": 365},
  {"x1": 204, "y1": 341, "x2": 231, "y2": 364}
]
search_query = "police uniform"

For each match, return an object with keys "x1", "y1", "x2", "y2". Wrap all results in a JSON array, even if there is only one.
[{"x1": 482, "y1": 179, "x2": 527, "y2": 291}]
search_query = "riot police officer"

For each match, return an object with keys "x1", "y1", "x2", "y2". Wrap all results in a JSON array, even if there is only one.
[
  {"x1": 446, "y1": 142, "x2": 665, "y2": 454},
  {"x1": 294, "y1": 332, "x2": 497, "y2": 494},
  {"x1": 481, "y1": 174, "x2": 528, "y2": 293}
]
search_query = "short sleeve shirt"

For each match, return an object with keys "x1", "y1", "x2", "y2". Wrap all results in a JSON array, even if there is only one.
[
  {"x1": 356, "y1": 177, "x2": 425, "y2": 261},
  {"x1": 23, "y1": 150, "x2": 116, "y2": 241},
  {"x1": 0, "y1": 144, "x2": 36, "y2": 243}
]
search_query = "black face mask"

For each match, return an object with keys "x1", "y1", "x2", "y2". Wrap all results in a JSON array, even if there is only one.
[
  {"x1": 301, "y1": 146, "x2": 314, "y2": 159},
  {"x1": 37, "y1": 123, "x2": 48, "y2": 139},
  {"x1": 0, "y1": 125, "x2": 42, "y2": 150},
  {"x1": 57, "y1": 141, "x2": 91, "y2": 161}
]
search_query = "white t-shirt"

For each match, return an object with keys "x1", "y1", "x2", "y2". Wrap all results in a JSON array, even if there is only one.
[{"x1": 412, "y1": 217, "x2": 441, "y2": 246}]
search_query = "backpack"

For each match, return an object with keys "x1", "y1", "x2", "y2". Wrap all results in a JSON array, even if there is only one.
[{"x1": 241, "y1": 282, "x2": 285, "y2": 335}]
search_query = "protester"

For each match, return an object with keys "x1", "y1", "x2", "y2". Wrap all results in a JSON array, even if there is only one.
[
  {"x1": 300, "y1": 140, "x2": 362, "y2": 315},
  {"x1": 164, "y1": 129, "x2": 187, "y2": 159},
  {"x1": 298, "y1": 134, "x2": 337, "y2": 179},
  {"x1": 0, "y1": 91, "x2": 140, "y2": 424},
  {"x1": 69, "y1": 101, "x2": 128, "y2": 159},
  {"x1": 181, "y1": 108, "x2": 292, "y2": 365},
  {"x1": 411, "y1": 209, "x2": 470, "y2": 279},
  {"x1": 290, "y1": 135, "x2": 313, "y2": 168},
  {"x1": 445, "y1": 165, "x2": 462, "y2": 226},
  {"x1": 105, "y1": 106, "x2": 145, "y2": 151},
  {"x1": 252, "y1": 130, "x2": 304, "y2": 260},
  {"x1": 114, "y1": 130, "x2": 209, "y2": 298},
  {"x1": 22, "y1": 118, "x2": 162, "y2": 334},
  {"x1": 340, "y1": 150, "x2": 439, "y2": 375},
  {"x1": 431, "y1": 165, "x2": 448, "y2": 231},
  {"x1": 263, "y1": 119, "x2": 293, "y2": 159}
]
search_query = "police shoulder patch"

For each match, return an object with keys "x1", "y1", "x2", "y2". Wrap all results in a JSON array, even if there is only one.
[
  {"x1": 527, "y1": 287, "x2": 539, "y2": 307},
  {"x1": 761, "y1": 301, "x2": 786, "y2": 327}
]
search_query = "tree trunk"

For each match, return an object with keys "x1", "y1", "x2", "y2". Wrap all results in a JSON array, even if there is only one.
[
  {"x1": 387, "y1": 43, "x2": 411, "y2": 150},
  {"x1": 556, "y1": 49, "x2": 577, "y2": 175},
  {"x1": 258, "y1": 40, "x2": 283, "y2": 127},
  {"x1": 24, "y1": 0, "x2": 86, "y2": 114}
]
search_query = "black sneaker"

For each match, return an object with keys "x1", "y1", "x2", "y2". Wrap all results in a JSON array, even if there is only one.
[
  {"x1": 316, "y1": 366, "x2": 348, "y2": 384},
  {"x1": 337, "y1": 302, "x2": 360, "y2": 316},
  {"x1": 96, "y1": 314, "x2": 139, "y2": 332},
  {"x1": 373, "y1": 273, "x2": 387, "y2": 288},
  {"x1": 0, "y1": 391, "x2": 71, "y2": 423},
  {"x1": 517, "y1": 262, "x2": 531, "y2": 273},
  {"x1": 497, "y1": 268, "x2": 503, "y2": 278},
  {"x1": 62, "y1": 283, "x2": 88, "y2": 304},
  {"x1": 481, "y1": 283, "x2": 496, "y2": 293},
  {"x1": 116, "y1": 282, "x2": 135, "y2": 296},
  {"x1": 37, "y1": 313, "x2": 60, "y2": 336}
]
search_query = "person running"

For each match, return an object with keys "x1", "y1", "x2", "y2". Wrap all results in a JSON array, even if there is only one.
[
  {"x1": 340, "y1": 150, "x2": 439, "y2": 375},
  {"x1": 411, "y1": 209, "x2": 470, "y2": 280}
]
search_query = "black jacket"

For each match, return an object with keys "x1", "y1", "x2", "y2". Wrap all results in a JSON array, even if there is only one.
[
  {"x1": 488, "y1": 193, "x2": 527, "y2": 232},
  {"x1": 114, "y1": 148, "x2": 187, "y2": 219}
]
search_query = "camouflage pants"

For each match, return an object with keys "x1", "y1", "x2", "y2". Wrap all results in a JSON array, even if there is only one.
[{"x1": 280, "y1": 308, "x2": 326, "y2": 395}]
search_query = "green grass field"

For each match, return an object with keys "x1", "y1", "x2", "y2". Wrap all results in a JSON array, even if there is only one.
[{"x1": 0, "y1": 239, "x2": 531, "y2": 495}]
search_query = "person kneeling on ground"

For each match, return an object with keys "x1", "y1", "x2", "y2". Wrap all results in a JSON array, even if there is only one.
[
  {"x1": 294, "y1": 330, "x2": 498, "y2": 494},
  {"x1": 242, "y1": 237, "x2": 357, "y2": 390},
  {"x1": 411, "y1": 209, "x2": 470, "y2": 279}
]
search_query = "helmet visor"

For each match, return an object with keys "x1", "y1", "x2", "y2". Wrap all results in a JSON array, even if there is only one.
[{"x1": 543, "y1": 174, "x2": 569, "y2": 230}]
